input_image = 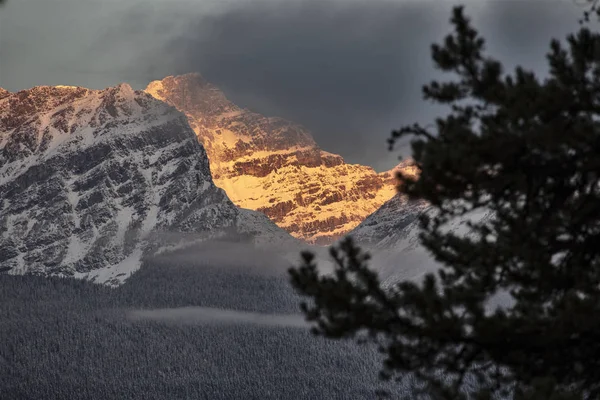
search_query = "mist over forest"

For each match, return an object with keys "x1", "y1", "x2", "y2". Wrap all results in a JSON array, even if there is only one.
[{"x1": 0, "y1": 241, "x2": 405, "y2": 400}]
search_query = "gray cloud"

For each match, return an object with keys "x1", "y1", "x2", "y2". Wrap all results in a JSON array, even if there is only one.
[
  {"x1": 165, "y1": 0, "x2": 583, "y2": 170},
  {"x1": 164, "y1": 0, "x2": 452, "y2": 170},
  {"x1": 147, "y1": 235, "x2": 307, "y2": 277},
  {"x1": 0, "y1": 0, "x2": 585, "y2": 170},
  {"x1": 128, "y1": 306, "x2": 309, "y2": 328}
]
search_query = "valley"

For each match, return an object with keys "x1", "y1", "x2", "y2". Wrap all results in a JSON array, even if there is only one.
[{"x1": 0, "y1": 243, "x2": 422, "y2": 400}]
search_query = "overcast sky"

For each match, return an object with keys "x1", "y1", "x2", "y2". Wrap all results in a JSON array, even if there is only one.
[{"x1": 0, "y1": 0, "x2": 586, "y2": 170}]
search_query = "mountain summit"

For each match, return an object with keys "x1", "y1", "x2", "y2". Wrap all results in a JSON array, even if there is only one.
[
  {"x1": 146, "y1": 73, "x2": 404, "y2": 244},
  {"x1": 0, "y1": 83, "x2": 293, "y2": 284}
]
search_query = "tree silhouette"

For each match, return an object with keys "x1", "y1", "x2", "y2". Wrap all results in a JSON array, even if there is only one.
[
  {"x1": 578, "y1": 0, "x2": 600, "y2": 23},
  {"x1": 290, "y1": 6, "x2": 600, "y2": 399}
]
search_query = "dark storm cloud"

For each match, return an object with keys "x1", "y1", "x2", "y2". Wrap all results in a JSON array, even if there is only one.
[
  {"x1": 166, "y1": 0, "x2": 453, "y2": 170},
  {"x1": 158, "y1": 0, "x2": 583, "y2": 170},
  {"x1": 0, "y1": 0, "x2": 585, "y2": 170}
]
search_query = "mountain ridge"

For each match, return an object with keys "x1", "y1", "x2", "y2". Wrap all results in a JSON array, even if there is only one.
[
  {"x1": 0, "y1": 83, "x2": 295, "y2": 285},
  {"x1": 145, "y1": 73, "x2": 410, "y2": 244}
]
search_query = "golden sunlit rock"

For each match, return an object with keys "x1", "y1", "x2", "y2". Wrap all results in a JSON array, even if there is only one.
[{"x1": 146, "y1": 73, "x2": 413, "y2": 244}]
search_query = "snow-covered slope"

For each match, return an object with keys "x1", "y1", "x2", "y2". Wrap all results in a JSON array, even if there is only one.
[
  {"x1": 146, "y1": 73, "x2": 414, "y2": 244},
  {"x1": 0, "y1": 84, "x2": 295, "y2": 285},
  {"x1": 348, "y1": 194, "x2": 430, "y2": 250},
  {"x1": 347, "y1": 194, "x2": 493, "y2": 286},
  {"x1": 343, "y1": 194, "x2": 432, "y2": 284}
]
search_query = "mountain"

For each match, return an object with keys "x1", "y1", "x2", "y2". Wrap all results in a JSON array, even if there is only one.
[
  {"x1": 0, "y1": 84, "x2": 294, "y2": 285},
  {"x1": 347, "y1": 193, "x2": 494, "y2": 288},
  {"x1": 342, "y1": 194, "x2": 440, "y2": 289},
  {"x1": 145, "y1": 73, "x2": 408, "y2": 244},
  {"x1": 347, "y1": 194, "x2": 430, "y2": 250}
]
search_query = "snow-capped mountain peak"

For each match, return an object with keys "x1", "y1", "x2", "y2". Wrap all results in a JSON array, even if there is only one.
[{"x1": 0, "y1": 83, "x2": 294, "y2": 285}]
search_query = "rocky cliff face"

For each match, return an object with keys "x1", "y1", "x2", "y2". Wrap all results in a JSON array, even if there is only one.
[
  {"x1": 146, "y1": 73, "x2": 407, "y2": 244},
  {"x1": 0, "y1": 88, "x2": 11, "y2": 100},
  {"x1": 0, "y1": 84, "x2": 294, "y2": 285}
]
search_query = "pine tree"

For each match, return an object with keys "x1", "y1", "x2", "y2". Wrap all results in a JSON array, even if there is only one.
[
  {"x1": 580, "y1": 0, "x2": 600, "y2": 23},
  {"x1": 289, "y1": 6, "x2": 600, "y2": 399}
]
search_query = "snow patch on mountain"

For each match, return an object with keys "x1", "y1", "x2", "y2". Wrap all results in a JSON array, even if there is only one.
[
  {"x1": 348, "y1": 194, "x2": 430, "y2": 250},
  {"x1": 347, "y1": 194, "x2": 494, "y2": 287}
]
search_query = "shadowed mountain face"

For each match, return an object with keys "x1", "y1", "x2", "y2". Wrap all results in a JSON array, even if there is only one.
[
  {"x1": 348, "y1": 194, "x2": 430, "y2": 250},
  {"x1": 146, "y1": 73, "x2": 415, "y2": 244},
  {"x1": 0, "y1": 84, "x2": 293, "y2": 284},
  {"x1": 346, "y1": 193, "x2": 499, "y2": 292}
]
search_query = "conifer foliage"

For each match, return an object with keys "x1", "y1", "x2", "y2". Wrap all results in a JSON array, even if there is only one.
[
  {"x1": 289, "y1": 6, "x2": 600, "y2": 399},
  {"x1": 580, "y1": 0, "x2": 600, "y2": 23}
]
